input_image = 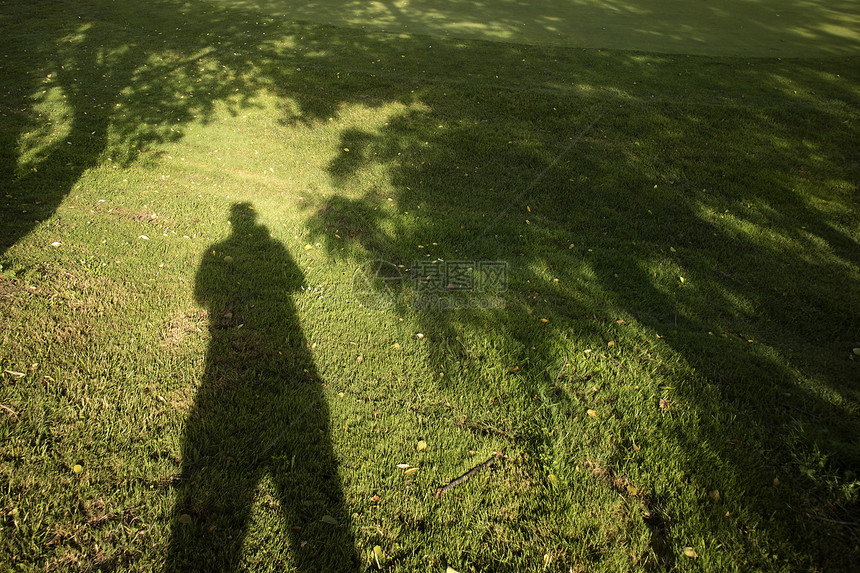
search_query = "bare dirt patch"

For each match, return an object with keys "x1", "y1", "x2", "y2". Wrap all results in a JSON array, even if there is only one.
[{"x1": 161, "y1": 309, "x2": 207, "y2": 348}]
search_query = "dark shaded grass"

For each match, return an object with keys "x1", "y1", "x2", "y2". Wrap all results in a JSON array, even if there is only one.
[{"x1": 1, "y1": 0, "x2": 858, "y2": 571}]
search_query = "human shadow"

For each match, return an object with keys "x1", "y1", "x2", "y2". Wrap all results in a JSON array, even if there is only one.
[
  {"x1": 166, "y1": 203, "x2": 357, "y2": 572},
  {"x1": 2, "y1": 0, "x2": 856, "y2": 569}
]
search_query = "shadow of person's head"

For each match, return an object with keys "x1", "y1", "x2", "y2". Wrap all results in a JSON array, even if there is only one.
[{"x1": 229, "y1": 201, "x2": 257, "y2": 230}]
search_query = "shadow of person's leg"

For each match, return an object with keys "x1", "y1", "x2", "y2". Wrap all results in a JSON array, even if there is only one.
[
  {"x1": 166, "y1": 318, "x2": 275, "y2": 571},
  {"x1": 266, "y1": 379, "x2": 359, "y2": 572},
  {"x1": 165, "y1": 374, "x2": 264, "y2": 571},
  {"x1": 166, "y1": 326, "x2": 276, "y2": 571}
]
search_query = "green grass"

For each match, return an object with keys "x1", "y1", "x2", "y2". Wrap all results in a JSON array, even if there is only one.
[
  {"x1": 216, "y1": 0, "x2": 860, "y2": 56},
  {"x1": 1, "y1": 0, "x2": 859, "y2": 571}
]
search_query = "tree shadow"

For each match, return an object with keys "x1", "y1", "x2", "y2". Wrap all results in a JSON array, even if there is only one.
[
  {"x1": 305, "y1": 44, "x2": 859, "y2": 568},
  {"x1": 1, "y1": 0, "x2": 857, "y2": 569},
  {"x1": 235, "y1": 0, "x2": 860, "y2": 56},
  {"x1": 0, "y1": 0, "x2": 392, "y2": 258},
  {"x1": 165, "y1": 202, "x2": 357, "y2": 572}
]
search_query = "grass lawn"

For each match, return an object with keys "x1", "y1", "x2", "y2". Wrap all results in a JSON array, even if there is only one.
[{"x1": 1, "y1": 0, "x2": 859, "y2": 571}]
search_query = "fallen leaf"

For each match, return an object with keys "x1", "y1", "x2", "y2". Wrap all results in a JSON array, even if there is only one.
[
  {"x1": 683, "y1": 547, "x2": 698, "y2": 558},
  {"x1": 373, "y1": 545, "x2": 384, "y2": 569},
  {"x1": 446, "y1": 568, "x2": 460, "y2": 573},
  {"x1": 139, "y1": 235, "x2": 149, "y2": 240},
  {"x1": 710, "y1": 489, "x2": 720, "y2": 501},
  {"x1": 404, "y1": 467, "x2": 419, "y2": 475},
  {"x1": 417, "y1": 440, "x2": 427, "y2": 451},
  {"x1": 178, "y1": 514, "x2": 192, "y2": 525},
  {"x1": 4, "y1": 370, "x2": 25, "y2": 378},
  {"x1": 659, "y1": 398, "x2": 670, "y2": 412},
  {"x1": 392, "y1": 343, "x2": 400, "y2": 349},
  {"x1": 320, "y1": 515, "x2": 338, "y2": 525},
  {"x1": 416, "y1": 333, "x2": 424, "y2": 339},
  {"x1": 587, "y1": 409, "x2": 597, "y2": 417},
  {"x1": 396, "y1": 463, "x2": 410, "y2": 469},
  {"x1": 607, "y1": 341, "x2": 615, "y2": 347},
  {"x1": 853, "y1": 348, "x2": 860, "y2": 355},
  {"x1": 540, "y1": 318, "x2": 549, "y2": 323},
  {"x1": 73, "y1": 464, "x2": 83, "y2": 474},
  {"x1": 370, "y1": 495, "x2": 380, "y2": 502},
  {"x1": 51, "y1": 241, "x2": 62, "y2": 247}
]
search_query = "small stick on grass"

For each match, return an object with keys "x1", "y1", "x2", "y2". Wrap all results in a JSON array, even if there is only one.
[
  {"x1": 554, "y1": 357, "x2": 568, "y2": 381},
  {"x1": 805, "y1": 514, "x2": 857, "y2": 527},
  {"x1": 1, "y1": 404, "x2": 20, "y2": 422},
  {"x1": 778, "y1": 402, "x2": 821, "y2": 420},
  {"x1": 435, "y1": 452, "x2": 502, "y2": 498}
]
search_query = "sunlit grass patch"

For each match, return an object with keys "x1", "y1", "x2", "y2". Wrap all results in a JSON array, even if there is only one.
[{"x1": 1, "y1": 0, "x2": 858, "y2": 571}]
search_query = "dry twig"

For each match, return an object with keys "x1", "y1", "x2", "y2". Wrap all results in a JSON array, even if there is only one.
[
  {"x1": 435, "y1": 453, "x2": 503, "y2": 498},
  {"x1": 1, "y1": 403, "x2": 20, "y2": 422}
]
